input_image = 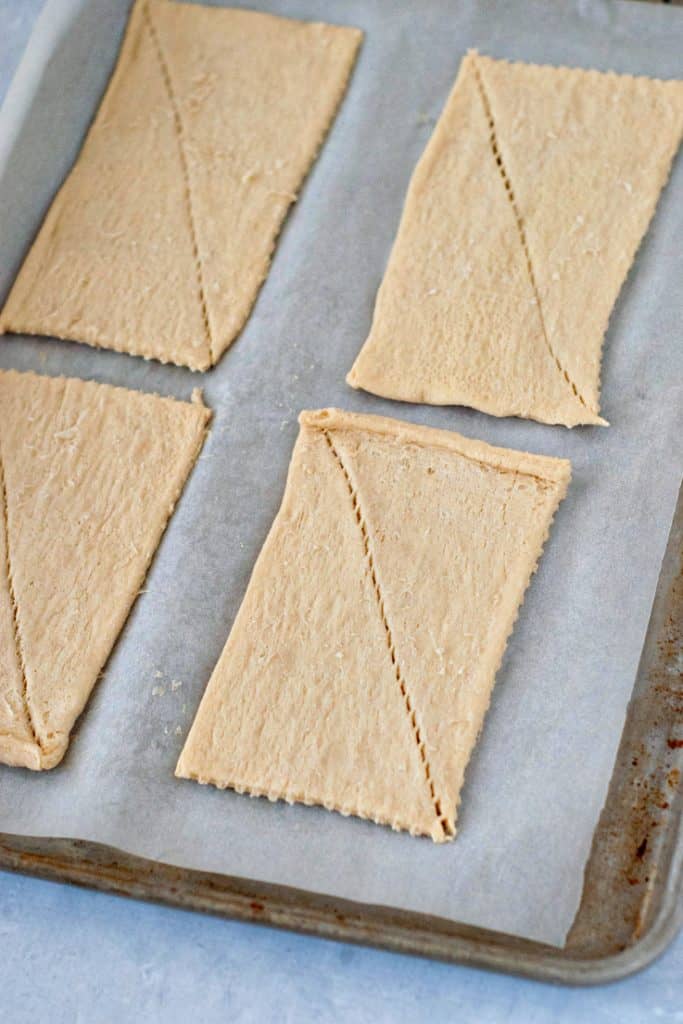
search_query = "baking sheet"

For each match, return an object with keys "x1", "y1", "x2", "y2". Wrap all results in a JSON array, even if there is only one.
[{"x1": 0, "y1": 0, "x2": 681, "y2": 949}]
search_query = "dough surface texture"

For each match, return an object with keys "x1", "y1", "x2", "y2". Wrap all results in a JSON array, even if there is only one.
[
  {"x1": 1, "y1": 1, "x2": 362, "y2": 370},
  {"x1": 348, "y1": 52, "x2": 683, "y2": 427},
  {"x1": 178, "y1": 408, "x2": 570, "y2": 841},
  {"x1": 0, "y1": 368, "x2": 210, "y2": 770}
]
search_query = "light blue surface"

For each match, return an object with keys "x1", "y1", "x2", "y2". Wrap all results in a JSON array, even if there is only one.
[
  {"x1": 0, "y1": 3, "x2": 681, "y2": 1021},
  {"x1": 0, "y1": 870, "x2": 682, "y2": 1022}
]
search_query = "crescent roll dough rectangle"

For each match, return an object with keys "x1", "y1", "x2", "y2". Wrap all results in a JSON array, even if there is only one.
[
  {"x1": 0, "y1": 1, "x2": 362, "y2": 370},
  {"x1": 348, "y1": 52, "x2": 683, "y2": 427},
  {"x1": 177, "y1": 409, "x2": 570, "y2": 841}
]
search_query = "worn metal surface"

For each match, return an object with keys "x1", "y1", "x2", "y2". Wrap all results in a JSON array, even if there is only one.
[
  {"x1": 0, "y1": 487, "x2": 680, "y2": 984},
  {"x1": 567, "y1": 489, "x2": 683, "y2": 958}
]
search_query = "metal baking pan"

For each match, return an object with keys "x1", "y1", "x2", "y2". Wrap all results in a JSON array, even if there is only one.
[
  {"x1": 0, "y1": 0, "x2": 681, "y2": 985},
  {"x1": 1, "y1": 484, "x2": 679, "y2": 985}
]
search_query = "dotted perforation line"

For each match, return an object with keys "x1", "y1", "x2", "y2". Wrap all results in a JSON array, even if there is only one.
[
  {"x1": 321, "y1": 428, "x2": 453, "y2": 839},
  {"x1": 471, "y1": 56, "x2": 594, "y2": 415},
  {"x1": 0, "y1": 443, "x2": 40, "y2": 750},
  {"x1": 143, "y1": 2, "x2": 214, "y2": 365}
]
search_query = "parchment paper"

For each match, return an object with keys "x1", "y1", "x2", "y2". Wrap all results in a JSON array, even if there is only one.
[{"x1": 0, "y1": 0, "x2": 681, "y2": 948}]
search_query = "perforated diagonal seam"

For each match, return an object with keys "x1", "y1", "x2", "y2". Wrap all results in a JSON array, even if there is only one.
[
  {"x1": 144, "y1": 2, "x2": 214, "y2": 366},
  {"x1": 321, "y1": 428, "x2": 453, "y2": 840},
  {"x1": 0, "y1": 444, "x2": 40, "y2": 750},
  {"x1": 471, "y1": 55, "x2": 596, "y2": 416}
]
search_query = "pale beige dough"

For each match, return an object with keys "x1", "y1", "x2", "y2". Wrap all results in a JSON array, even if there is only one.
[
  {"x1": 0, "y1": 0, "x2": 362, "y2": 370},
  {"x1": 177, "y1": 408, "x2": 570, "y2": 841},
  {"x1": 348, "y1": 52, "x2": 683, "y2": 427},
  {"x1": 0, "y1": 369, "x2": 210, "y2": 770}
]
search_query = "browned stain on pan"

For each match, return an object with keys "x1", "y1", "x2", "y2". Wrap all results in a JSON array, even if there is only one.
[{"x1": 567, "y1": 534, "x2": 681, "y2": 955}]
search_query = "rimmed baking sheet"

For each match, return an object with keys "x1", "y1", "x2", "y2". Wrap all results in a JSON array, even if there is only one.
[{"x1": 0, "y1": 0, "x2": 681, "y2": 950}]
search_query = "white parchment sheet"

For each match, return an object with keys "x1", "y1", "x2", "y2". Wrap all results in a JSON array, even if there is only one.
[{"x1": 0, "y1": 0, "x2": 681, "y2": 947}]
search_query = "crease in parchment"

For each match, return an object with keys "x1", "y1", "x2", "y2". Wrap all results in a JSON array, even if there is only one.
[
  {"x1": 321, "y1": 427, "x2": 453, "y2": 839},
  {"x1": 470, "y1": 54, "x2": 595, "y2": 417},
  {"x1": 143, "y1": 2, "x2": 214, "y2": 366},
  {"x1": 0, "y1": 441, "x2": 40, "y2": 751}
]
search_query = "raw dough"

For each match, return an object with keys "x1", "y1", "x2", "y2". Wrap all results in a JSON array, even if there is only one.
[
  {"x1": 0, "y1": 369, "x2": 210, "y2": 770},
  {"x1": 177, "y1": 408, "x2": 570, "y2": 841},
  {"x1": 0, "y1": 0, "x2": 362, "y2": 370},
  {"x1": 347, "y1": 52, "x2": 683, "y2": 427}
]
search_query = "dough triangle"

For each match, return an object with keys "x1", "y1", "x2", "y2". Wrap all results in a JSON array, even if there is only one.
[
  {"x1": 179, "y1": 409, "x2": 570, "y2": 841},
  {"x1": 328, "y1": 413, "x2": 569, "y2": 831},
  {"x1": 0, "y1": 369, "x2": 210, "y2": 769},
  {"x1": 476, "y1": 54, "x2": 683, "y2": 417}
]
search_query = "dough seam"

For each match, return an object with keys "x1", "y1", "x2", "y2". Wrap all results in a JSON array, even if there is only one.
[
  {"x1": 470, "y1": 52, "x2": 597, "y2": 420},
  {"x1": 321, "y1": 426, "x2": 453, "y2": 840},
  {"x1": 143, "y1": 1, "x2": 214, "y2": 365},
  {"x1": 0, "y1": 444, "x2": 39, "y2": 751}
]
